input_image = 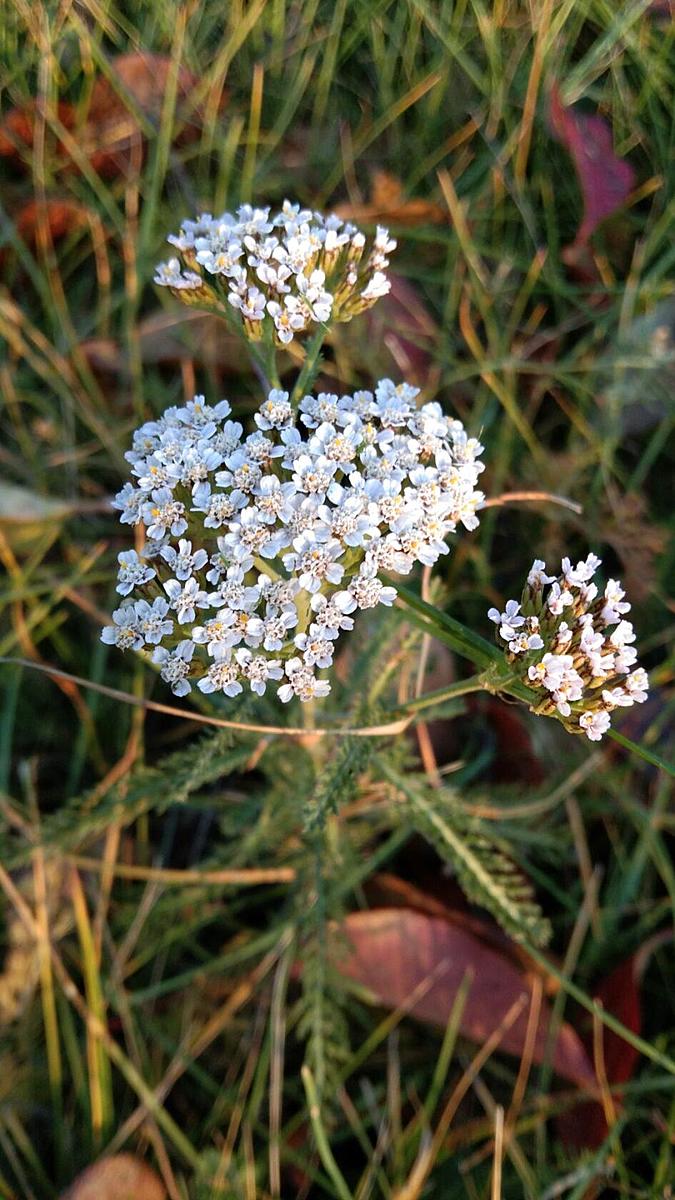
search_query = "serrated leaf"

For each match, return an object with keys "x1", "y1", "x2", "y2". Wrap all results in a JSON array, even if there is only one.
[{"x1": 380, "y1": 762, "x2": 551, "y2": 947}]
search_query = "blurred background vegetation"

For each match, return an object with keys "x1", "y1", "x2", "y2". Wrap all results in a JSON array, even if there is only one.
[{"x1": 0, "y1": 1, "x2": 674, "y2": 1197}]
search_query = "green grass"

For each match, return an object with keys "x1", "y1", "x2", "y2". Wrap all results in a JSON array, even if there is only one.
[{"x1": 1, "y1": 1, "x2": 674, "y2": 1196}]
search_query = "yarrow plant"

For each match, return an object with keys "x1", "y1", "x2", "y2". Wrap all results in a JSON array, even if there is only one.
[
  {"x1": 103, "y1": 383, "x2": 485, "y2": 701},
  {"x1": 154, "y1": 200, "x2": 395, "y2": 346},
  {"x1": 102, "y1": 194, "x2": 650, "y2": 750},
  {"x1": 488, "y1": 555, "x2": 649, "y2": 740}
]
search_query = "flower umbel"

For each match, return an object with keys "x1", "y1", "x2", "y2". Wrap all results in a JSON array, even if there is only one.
[
  {"x1": 154, "y1": 201, "x2": 395, "y2": 345},
  {"x1": 489, "y1": 555, "x2": 648, "y2": 740},
  {"x1": 103, "y1": 383, "x2": 485, "y2": 700}
]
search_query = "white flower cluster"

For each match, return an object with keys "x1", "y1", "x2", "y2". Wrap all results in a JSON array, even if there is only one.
[
  {"x1": 154, "y1": 200, "x2": 395, "y2": 344},
  {"x1": 103, "y1": 383, "x2": 485, "y2": 701},
  {"x1": 489, "y1": 555, "x2": 648, "y2": 741}
]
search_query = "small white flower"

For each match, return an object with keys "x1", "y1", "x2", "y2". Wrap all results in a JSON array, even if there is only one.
[
  {"x1": 112, "y1": 482, "x2": 146, "y2": 526},
  {"x1": 235, "y1": 648, "x2": 283, "y2": 695},
  {"x1": 152, "y1": 641, "x2": 195, "y2": 697},
  {"x1": 255, "y1": 389, "x2": 293, "y2": 431},
  {"x1": 262, "y1": 607, "x2": 298, "y2": 651},
  {"x1": 601, "y1": 579, "x2": 631, "y2": 625},
  {"x1": 154, "y1": 258, "x2": 204, "y2": 290},
  {"x1": 579, "y1": 710, "x2": 611, "y2": 741},
  {"x1": 610, "y1": 620, "x2": 636, "y2": 649},
  {"x1": 601, "y1": 687, "x2": 634, "y2": 709},
  {"x1": 528, "y1": 653, "x2": 573, "y2": 691},
  {"x1": 277, "y1": 658, "x2": 331, "y2": 703},
  {"x1": 143, "y1": 489, "x2": 188, "y2": 540},
  {"x1": 135, "y1": 597, "x2": 173, "y2": 645},
  {"x1": 198, "y1": 654, "x2": 243, "y2": 697},
  {"x1": 151, "y1": 643, "x2": 193, "y2": 700},
  {"x1": 116, "y1": 550, "x2": 155, "y2": 596},
  {"x1": 625, "y1": 668, "x2": 649, "y2": 703},
  {"x1": 294, "y1": 632, "x2": 335, "y2": 669},
  {"x1": 339, "y1": 565, "x2": 397, "y2": 611},
  {"x1": 292, "y1": 453, "x2": 337, "y2": 496},
  {"x1": 488, "y1": 599, "x2": 524, "y2": 641},
  {"x1": 101, "y1": 605, "x2": 144, "y2": 651},
  {"x1": 164, "y1": 577, "x2": 211, "y2": 624},
  {"x1": 285, "y1": 535, "x2": 345, "y2": 593},
  {"x1": 547, "y1": 582, "x2": 574, "y2": 615},
  {"x1": 160, "y1": 538, "x2": 208, "y2": 581},
  {"x1": 527, "y1": 559, "x2": 556, "y2": 589}
]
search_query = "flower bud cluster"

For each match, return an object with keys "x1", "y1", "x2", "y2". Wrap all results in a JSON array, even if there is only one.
[
  {"x1": 154, "y1": 200, "x2": 395, "y2": 345},
  {"x1": 488, "y1": 555, "x2": 648, "y2": 740},
  {"x1": 103, "y1": 382, "x2": 485, "y2": 701}
]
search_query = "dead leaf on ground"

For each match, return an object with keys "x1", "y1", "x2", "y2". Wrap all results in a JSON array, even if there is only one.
[
  {"x1": 336, "y1": 908, "x2": 595, "y2": 1087},
  {"x1": 0, "y1": 100, "x2": 76, "y2": 160},
  {"x1": 14, "y1": 198, "x2": 91, "y2": 245},
  {"x1": 83, "y1": 52, "x2": 205, "y2": 177},
  {"x1": 336, "y1": 170, "x2": 447, "y2": 226},
  {"x1": 557, "y1": 930, "x2": 672, "y2": 1149},
  {"x1": 549, "y1": 85, "x2": 636, "y2": 270},
  {"x1": 60, "y1": 1154, "x2": 166, "y2": 1200},
  {"x1": 0, "y1": 52, "x2": 221, "y2": 178},
  {"x1": 364, "y1": 873, "x2": 552, "y2": 983}
]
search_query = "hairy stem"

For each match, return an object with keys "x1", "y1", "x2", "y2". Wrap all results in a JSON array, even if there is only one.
[{"x1": 290, "y1": 324, "x2": 329, "y2": 407}]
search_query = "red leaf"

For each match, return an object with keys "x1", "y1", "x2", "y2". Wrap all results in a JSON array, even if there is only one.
[
  {"x1": 337, "y1": 908, "x2": 595, "y2": 1087},
  {"x1": 14, "y1": 199, "x2": 90, "y2": 245},
  {"x1": 549, "y1": 85, "x2": 635, "y2": 258},
  {"x1": 557, "y1": 931, "x2": 672, "y2": 1149},
  {"x1": 0, "y1": 198, "x2": 92, "y2": 273},
  {"x1": 0, "y1": 101, "x2": 76, "y2": 160}
]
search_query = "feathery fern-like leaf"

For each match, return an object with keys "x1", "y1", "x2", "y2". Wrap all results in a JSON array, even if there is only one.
[{"x1": 379, "y1": 761, "x2": 552, "y2": 947}]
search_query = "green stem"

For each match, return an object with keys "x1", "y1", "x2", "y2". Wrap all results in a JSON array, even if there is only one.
[
  {"x1": 524, "y1": 942, "x2": 675, "y2": 1079},
  {"x1": 398, "y1": 673, "x2": 487, "y2": 714},
  {"x1": 392, "y1": 581, "x2": 503, "y2": 670},
  {"x1": 301, "y1": 1065, "x2": 353, "y2": 1200},
  {"x1": 606, "y1": 728, "x2": 675, "y2": 779},
  {"x1": 394, "y1": 584, "x2": 675, "y2": 777},
  {"x1": 291, "y1": 324, "x2": 329, "y2": 407},
  {"x1": 260, "y1": 328, "x2": 282, "y2": 389}
]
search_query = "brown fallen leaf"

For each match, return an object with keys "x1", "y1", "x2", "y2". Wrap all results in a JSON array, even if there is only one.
[
  {"x1": 0, "y1": 53, "x2": 220, "y2": 178},
  {"x1": 0, "y1": 100, "x2": 76, "y2": 160},
  {"x1": 14, "y1": 198, "x2": 91, "y2": 245},
  {"x1": 337, "y1": 908, "x2": 595, "y2": 1087},
  {"x1": 363, "y1": 872, "x2": 551, "y2": 984},
  {"x1": 60, "y1": 1153, "x2": 166, "y2": 1200},
  {"x1": 336, "y1": 169, "x2": 447, "y2": 226},
  {"x1": 84, "y1": 52, "x2": 204, "y2": 177}
]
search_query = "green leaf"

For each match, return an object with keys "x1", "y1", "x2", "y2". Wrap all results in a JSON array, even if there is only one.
[{"x1": 380, "y1": 761, "x2": 552, "y2": 947}]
